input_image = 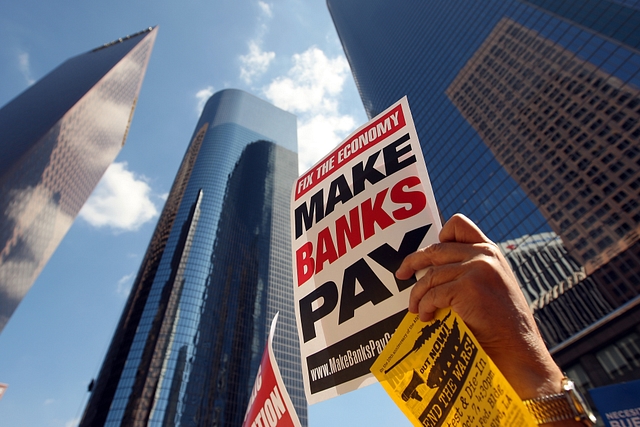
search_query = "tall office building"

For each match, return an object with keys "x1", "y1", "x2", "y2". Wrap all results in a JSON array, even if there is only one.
[
  {"x1": 0, "y1": 27, "x2": 157, "y2": 332},
  {"x1": 80, "y1": 89, "x2": 307, "y2": 427},
  {"x1": 328, "y1": 0, "x2": 640, "y2": 395}
]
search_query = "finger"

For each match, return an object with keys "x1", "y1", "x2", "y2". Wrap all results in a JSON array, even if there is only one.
[
  {"x1": 408, "y1": 263, "x2": 463, "y2": 313},
  {"x1": 416, "y1": 281, "x2": 458, "y2": 322},
  {"x1": 439, "y1": 213, "x2": 492, "y2": 244},
  {"x1": 396, "y1": 241, "x2": 487, "y2": 279}
]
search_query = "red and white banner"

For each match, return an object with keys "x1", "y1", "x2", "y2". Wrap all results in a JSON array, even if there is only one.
[
  {"x1": 290, "y1": 97, "x2": 442, "y2": 403},
  {"x1": 243, "y1": 313, "x2": 302, "y2": 427}
]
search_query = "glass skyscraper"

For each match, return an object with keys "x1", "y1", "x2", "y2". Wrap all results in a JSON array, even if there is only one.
[
  {"x1": 80, "y1": 89, "x2": 308, "y2": 427},
  {"x1": 328, "y1": 0, "x2": 640, "y2": 395},
  {"x1": 0, "y1": 27, "x2": 157, "y2": 333}
]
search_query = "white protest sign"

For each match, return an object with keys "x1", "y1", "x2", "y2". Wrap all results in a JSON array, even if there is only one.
[{"x1": 290, "y1": 97, "x2": 441, "y2": 403}]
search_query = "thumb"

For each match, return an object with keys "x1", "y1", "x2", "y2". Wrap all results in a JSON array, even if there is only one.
[{"x1": 439, "y1": 213, "x2": 491, "y2": 244}]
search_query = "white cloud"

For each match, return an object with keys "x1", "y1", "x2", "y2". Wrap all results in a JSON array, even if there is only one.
[
  {"x1": 263, "y1": 47, "x2": 357, "y2": 171},
  {"x1": 65, "y1": 418, "x2": 80, "y2": 427},
  {"x1": 238, "y1": 1, "x2": 275, "y2": 85},
  {"x1": 18, "y1": 52, "x2": 35, "y2": 85},
  {"x1": 44, "y1": 398, "x2": 55, "y2": 405},
  {"x1": 240, "y1": 41, "x2": 275, "y2": 85},
  {"x1": 258, "y1": 1, "x2": 272, "y2": 18},
  {"x1": 195, "y1": 86, "x2": 215, "y2": 114},
  {"x1": 297, "y1": 113, "x2": 356, "y2": 172},
  {"x1": 79, "y1": 162, "x2": 158, "y2": 232},
  {"x1": 264, "y1": 47, "x2": 349, "y2": 114},
  {"x1": 116, "y1": 272, "x2": 135, "y2": 297}
]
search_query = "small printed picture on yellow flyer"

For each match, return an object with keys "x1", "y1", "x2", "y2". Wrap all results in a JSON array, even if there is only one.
[{"x1": 370, "y1": 309, "x2": 536, "y2": 427}]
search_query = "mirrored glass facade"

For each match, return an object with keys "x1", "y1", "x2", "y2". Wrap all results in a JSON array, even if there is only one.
[
  {"x1": 328, "y1": 0, "x2": 640, "y2": 392},
  {"x1": 0, "y1": 28, "x2": 157, "y2": 332},
  {"x1": 80, "y1": 89, "x2": 307, "y2": 427}
]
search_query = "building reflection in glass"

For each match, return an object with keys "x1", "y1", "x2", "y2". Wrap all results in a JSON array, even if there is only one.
[
  {"x1": 0, "y1": 27, "x2": 157, "y2": 332},
  {"x1": 80, "y1": 89, "x2": 307, "y2": 427},
  {"x1": 327, "y1": 0, "x2": 640, "y2": 395}
]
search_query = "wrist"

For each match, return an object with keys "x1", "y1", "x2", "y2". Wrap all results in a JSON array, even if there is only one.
[
  {"x1": 491, "y1": 338, "x2": 564, "y2": 401},
  {"x1": 517, "y1": 360, "x2": 565, "y2": 400}
]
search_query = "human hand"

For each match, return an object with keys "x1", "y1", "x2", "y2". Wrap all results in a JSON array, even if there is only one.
[{"x1": 395, "y1": 214, "x2": 564, "y2": 402}]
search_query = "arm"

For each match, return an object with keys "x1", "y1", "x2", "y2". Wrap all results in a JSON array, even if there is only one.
[{"x1": 395, "y1": 214, "x2": 582, "y2": 426}]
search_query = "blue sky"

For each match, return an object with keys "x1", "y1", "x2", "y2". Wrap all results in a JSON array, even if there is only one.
[{"x1": 0, "y1": 0, "x2": 415, "y2": 425}]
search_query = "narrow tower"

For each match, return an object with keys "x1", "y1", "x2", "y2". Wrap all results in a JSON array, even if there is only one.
[
  {"x1": 80, "y1": 89, "x2": 307, "y2": 426},
  {"x1": 0, "y1": 27, "x2": 157, "y2": 332}
]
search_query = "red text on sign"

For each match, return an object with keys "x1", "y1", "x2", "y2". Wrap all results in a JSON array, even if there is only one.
[{"x1": 296, "y1": 176, "x2": 427, "y2": 287}]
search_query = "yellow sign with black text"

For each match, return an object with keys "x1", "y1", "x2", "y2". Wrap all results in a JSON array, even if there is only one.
[{"x1": 371, "y1": 310, "x2": 537, "y2": 427}]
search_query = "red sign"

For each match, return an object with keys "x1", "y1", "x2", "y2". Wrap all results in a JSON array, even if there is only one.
[{"x1": 243, "y1": 314, "x2": 302, "y2": 427}]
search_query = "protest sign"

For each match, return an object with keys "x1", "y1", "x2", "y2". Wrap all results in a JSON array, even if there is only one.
[
  {"x1": 290, "y1": 97, "x2": 442, "y2": 403},
  {"x1": 243, "y1": 313, "x2": 302, "y2": 427},
  {"x1": 371, "y1": 310, "x2": 536, "y2": 427},
  {"x1": 589, "y1": 379, "x2": 640, "y2": 427}
]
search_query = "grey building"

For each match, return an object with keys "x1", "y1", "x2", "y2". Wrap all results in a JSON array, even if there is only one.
[
  {"x1": 0, "y1": 27, "x2": 157, "y2": 332},
  {"x1": 80, "y1": 89, "x2": 307, "y2": 426}
]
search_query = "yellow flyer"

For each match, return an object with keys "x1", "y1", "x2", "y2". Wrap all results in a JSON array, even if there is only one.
[{"x1": 371, "y1": 309, "x2": 537, "y2": 427}]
